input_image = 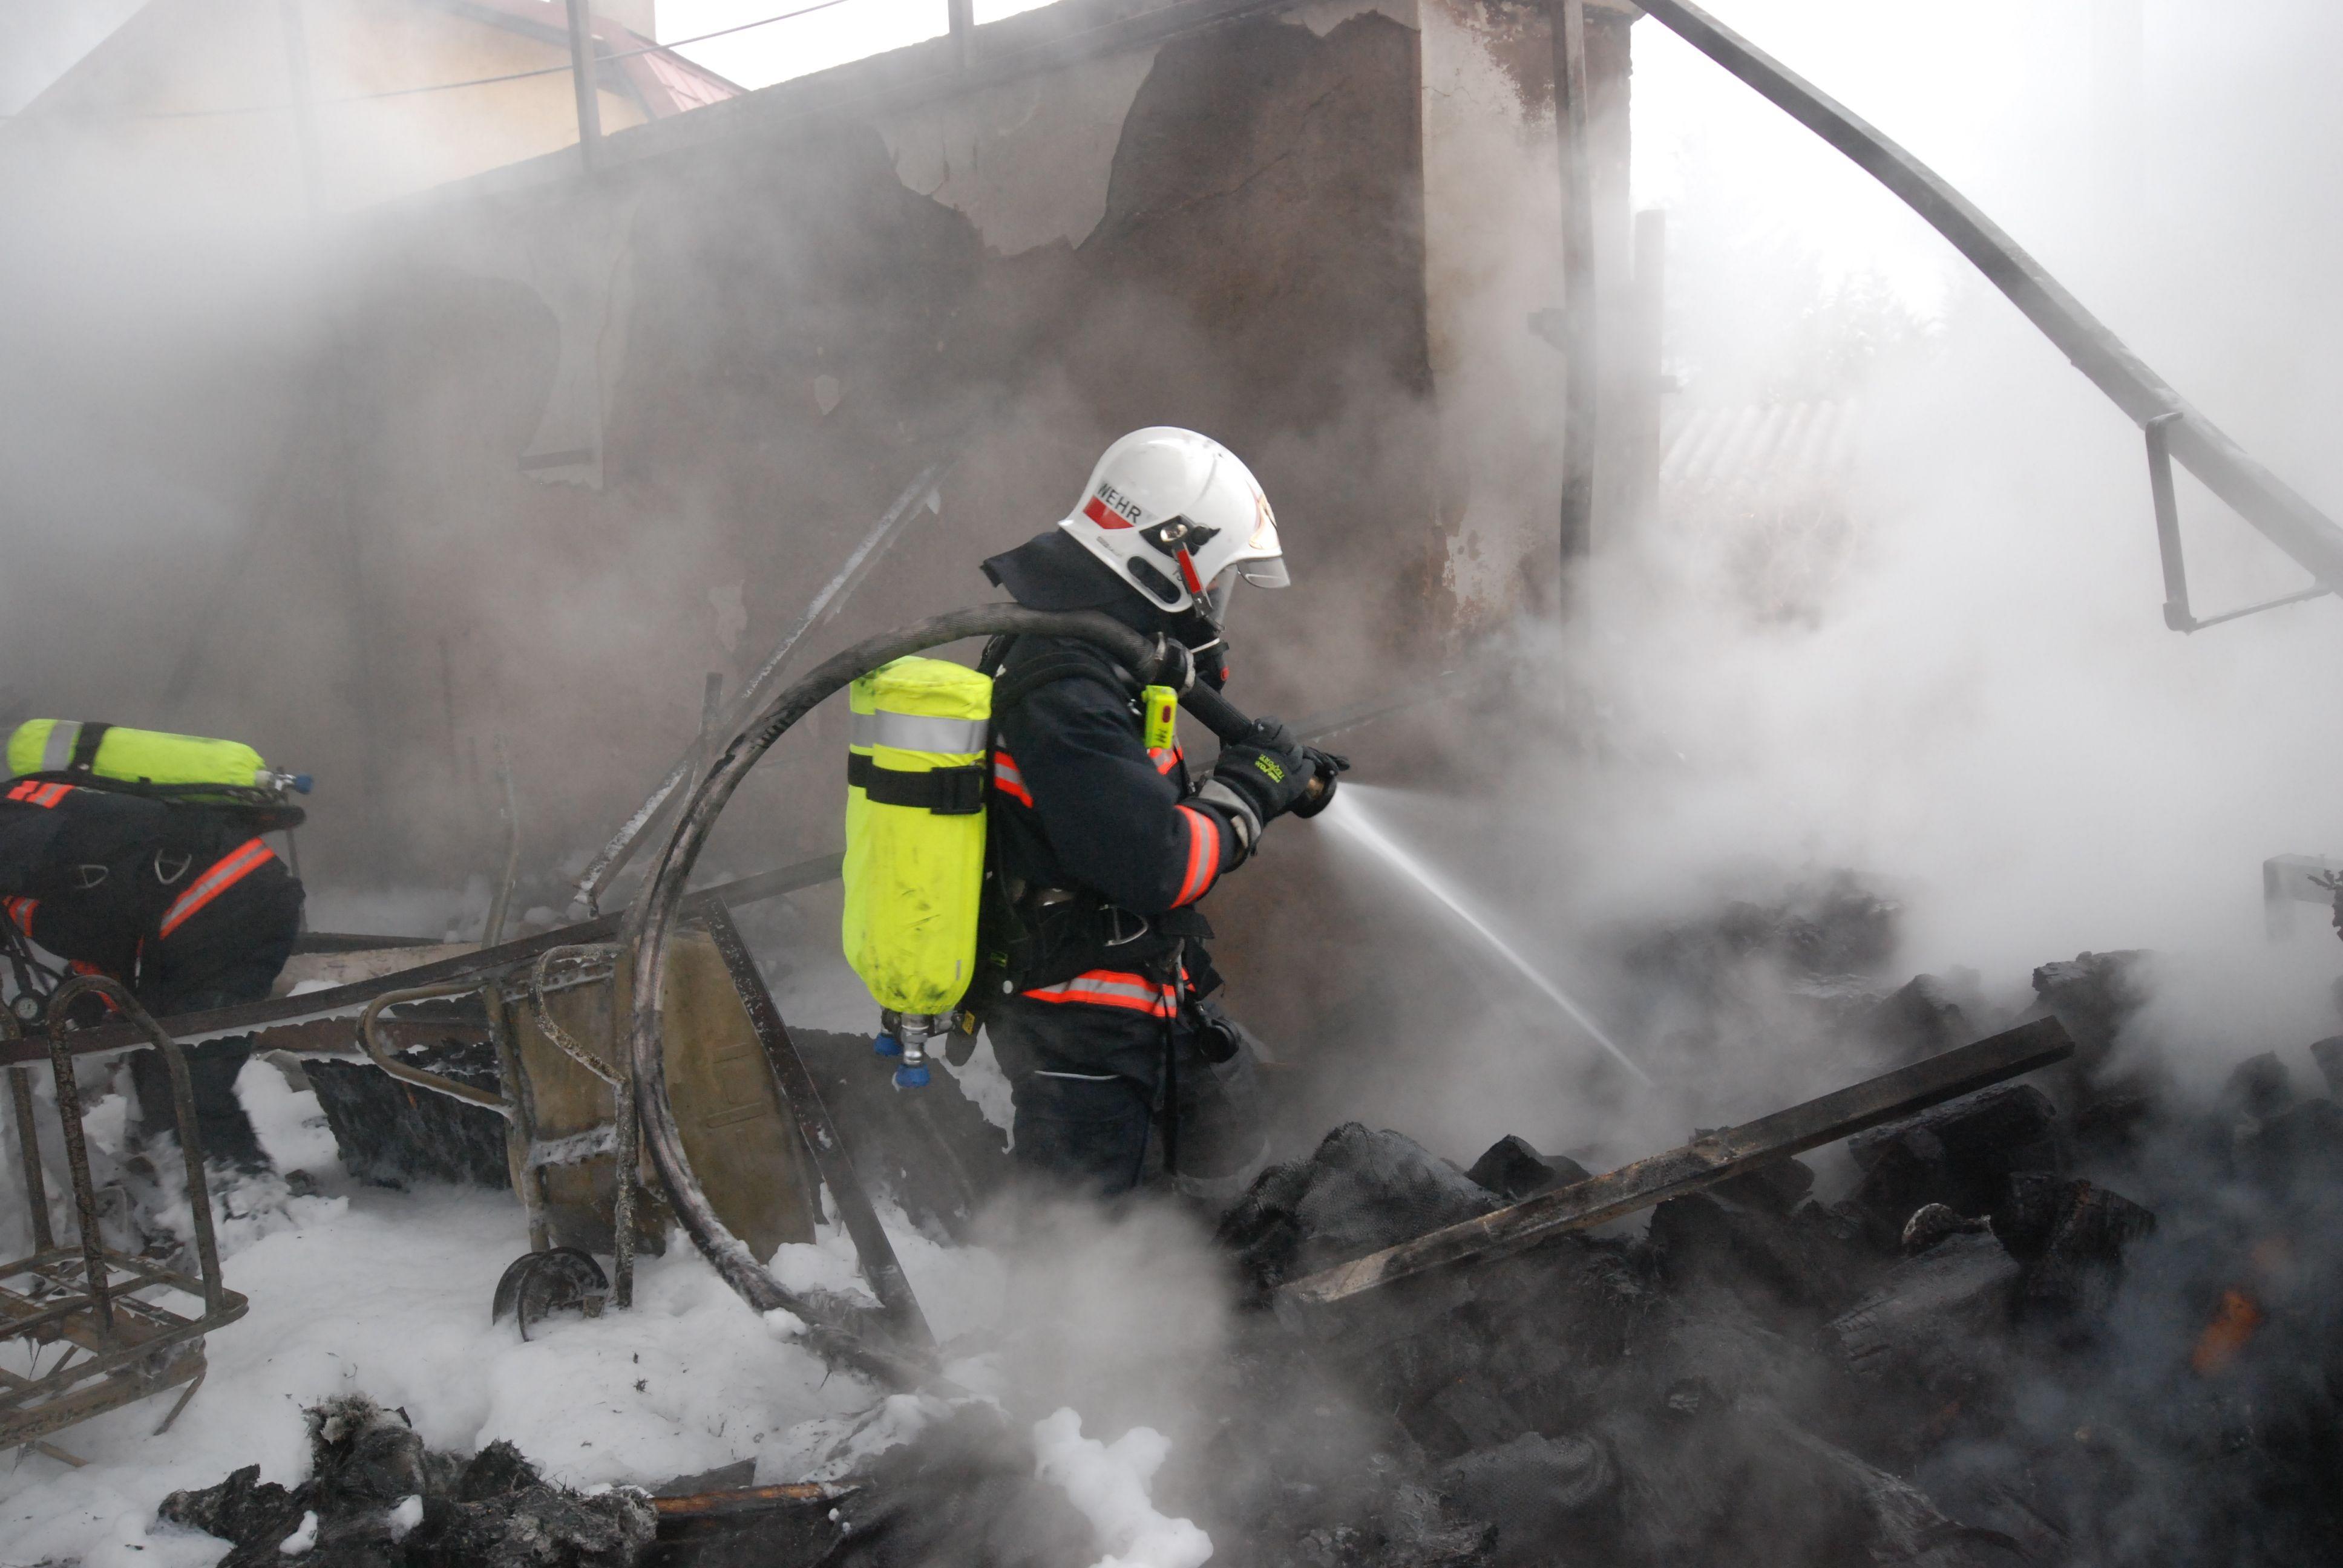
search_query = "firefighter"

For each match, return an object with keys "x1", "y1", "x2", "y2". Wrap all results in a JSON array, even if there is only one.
[
  {"x1": 0, "y1": 773, "x2": 304, "y2": 1171},
  {"x1": 976, "y1": 427, "x2": 1344, "y2": 1196}
]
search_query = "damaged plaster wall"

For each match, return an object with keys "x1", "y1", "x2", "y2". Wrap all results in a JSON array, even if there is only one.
[
  {"x1": 149, "y1": 2, "x2": 1478, "y2": 900},
  {"x1": 877, "y1": 47, "x2": 1159, "y2": 257},
  {"x1": 0, "y1": 0, "x2": 1629, "y2": 1102}
]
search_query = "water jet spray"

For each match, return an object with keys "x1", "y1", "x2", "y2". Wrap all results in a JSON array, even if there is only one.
[{"x1": 1321, "y1": 786, "x2": 1653, "y2": 1088}]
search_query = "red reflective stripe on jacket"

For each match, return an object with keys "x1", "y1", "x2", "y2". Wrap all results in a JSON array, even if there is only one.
[
  {"x1": 1020, "y1": 967, "x2": 1177, "y2": 1017},
  {"x1": 992, "y1": 748, "x2": 1034, "y2": 808},
  {"x1": 1170, "y1": 806, "x2": 1219, "y2": 908},
  {"x1": 7, "y1": 780, "x2": 73, "y2": 808},
  {"x1": 1148, "y1": 745, "x2": 1182, "y2": 777},
  {"x1": 157, "y1": 837, "x2": 275, "y2": 939},
  {"x1": 4, "y1": 897, "x2": 36, "y2": 936}
]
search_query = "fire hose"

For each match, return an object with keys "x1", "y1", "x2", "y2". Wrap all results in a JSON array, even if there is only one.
[{"x1": 621, "y1": 607, "x2": 1289, "y2": 1383}]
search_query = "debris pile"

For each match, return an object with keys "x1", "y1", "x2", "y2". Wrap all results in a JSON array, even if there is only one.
[
  {"x1": 155, "y1": 944, "x2": 2343, "y2": 1567},
  {"x1": 159, "y1": 1396, "x2": 654, "y2": 1567}
]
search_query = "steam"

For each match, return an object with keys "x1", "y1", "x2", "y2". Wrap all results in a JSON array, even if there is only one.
[{"x1": 1547, "y1": 0, "x2": 2343, "y2": 1063}]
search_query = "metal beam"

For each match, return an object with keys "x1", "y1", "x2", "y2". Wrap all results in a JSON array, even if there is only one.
[
  {"x1": 0, "y1": 851, "x2": 850, "y2": 1068},
  {"x1": 1275, "y1": 1017, "x2": 2075, "y2": 1309},
  {"x1": 1633, "y1": 0, "x2": 2343, "y2": 598},
  {"x1": 1552, "y1": 0, "x2": 1597, "y2": 577},
  {"x1": 563, "y1": 0, "x2": 603, "y2": 174},
  {"x1": 572, "y1": 458, "x2": 950, "y2": 915}
]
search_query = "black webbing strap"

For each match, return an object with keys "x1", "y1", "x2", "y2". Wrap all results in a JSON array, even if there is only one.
[
  {"x1": 66, "y1": 722, "x2": 111, "y2": 774},
  {"x1": 847, "y1": 754, "x2": 987, "y2": 815},
  {"x1": 991, "y1": 649, "x2": 1139, "y2": 716}
]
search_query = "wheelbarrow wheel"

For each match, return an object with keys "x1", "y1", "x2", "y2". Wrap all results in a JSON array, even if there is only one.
[{"x1": 491, "y1": 1247, "x2": 610, "y2": 1341}]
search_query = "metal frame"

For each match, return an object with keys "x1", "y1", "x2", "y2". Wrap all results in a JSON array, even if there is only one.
[
  {"x1": 2143, "y1": 414, "x2": 2332, "y2": 632},
  {"x1": 1634, "y1": 0, "x2": 2343, "y2": 621},
  {"x1": 2, "y1": 979, "x2": 249, "y2": 1459},
  {"x1": 357, "y1": 950, "x2": 642, "y2": 1309}
]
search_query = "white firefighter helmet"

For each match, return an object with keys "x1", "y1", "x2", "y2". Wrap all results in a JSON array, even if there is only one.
[{"x1": 1057, "y1": 426, "x2": 1289, "y2": 624}]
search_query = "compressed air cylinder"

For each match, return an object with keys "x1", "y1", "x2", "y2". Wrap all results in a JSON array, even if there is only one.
[
  {"x1": 840, "y1": 658, "x2": 992, "y2": 1024},
  {"x1": 5, "y1": 720, "x2": 278, "y2": 795}
]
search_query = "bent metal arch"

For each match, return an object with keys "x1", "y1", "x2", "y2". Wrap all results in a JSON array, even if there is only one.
[{"x1": 1634, "y1": 0, "x2": 2343, "y2": 628}]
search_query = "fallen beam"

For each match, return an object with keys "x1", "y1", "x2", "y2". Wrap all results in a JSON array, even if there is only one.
[
  {"x1": 652, "y1": 1481, "x2": 848, "y2": 1529},
  {"x1": 0, "y1": 852, "x2": 847, "y2": 1067},
  {"x1": 1275, "y1": 1018, "x2": 2074, "y2": 1310}
]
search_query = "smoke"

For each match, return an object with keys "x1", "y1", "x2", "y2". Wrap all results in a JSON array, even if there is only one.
[{"x1": 1265, "y1": 0, "x2": 2343, "y2": 1180}]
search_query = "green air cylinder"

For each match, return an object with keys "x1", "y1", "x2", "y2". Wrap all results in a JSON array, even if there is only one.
[
  {"x1": 6, "y1": 720, "x2": 278, "y2": 794},
  {"x1": 841, "y1": 658, "x2": 992, "y2": 1029}
]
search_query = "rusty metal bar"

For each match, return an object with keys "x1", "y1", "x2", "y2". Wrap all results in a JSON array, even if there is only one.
[
  {"x1": 1277, "y1": 1018, "x2": 2075, "y2": 1309},
  {"x1": 44, "y1": 1021, "x2": 114, "y2": 1334},
  {"x1": 6, "y1": 1019, "x2": 52, "y2": 1255},
  {"x1": 50, "y1": 978, "x2": 231, "y2": 1318},
  {"x1": 698, "y1": 903, "x2": 934, "y2": 1351},
  {"x1": 1634, "y1": 0, "x2": 2343, "y2": 602}
]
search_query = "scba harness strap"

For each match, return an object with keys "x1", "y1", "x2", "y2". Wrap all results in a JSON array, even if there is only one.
[
  {"x1": 157, "y1": 837, "x2": 276, "y2": 939},
  {"x1": 844, "y1": 753, "x2": 987, "y2": 814}
]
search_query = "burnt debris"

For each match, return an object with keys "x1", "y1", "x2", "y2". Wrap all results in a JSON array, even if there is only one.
[
  {"x1": 160, "y1": 1396, "x2": 655, "y2": 1568},
  {"x1": 160, "y1": 938, "x2": 2343, "y2": 1568}
]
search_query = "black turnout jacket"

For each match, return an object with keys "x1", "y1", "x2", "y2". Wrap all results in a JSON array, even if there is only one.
[{"x1": 979, "y1": 530, "x2": 1250, "y2": 1010}]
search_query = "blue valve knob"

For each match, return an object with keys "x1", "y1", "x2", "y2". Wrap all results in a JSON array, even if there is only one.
[
  {"x1": 873, "y1": 1033, "x2": 902, "y2": 1058},
  {"x1": 289, "y1": 774, "x2": 314, "y2": 795},
  {"x1": 893, "y1": 1064, "x2": 931, "y2": 1089}
]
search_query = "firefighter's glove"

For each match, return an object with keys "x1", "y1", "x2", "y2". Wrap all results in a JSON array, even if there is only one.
[
  {"x1": 1289, "y1": 746, "x2": 1350, "y2": 820},
  {"x1": 1209, "y1": 717, "x2": 1317, "y2": 826}
]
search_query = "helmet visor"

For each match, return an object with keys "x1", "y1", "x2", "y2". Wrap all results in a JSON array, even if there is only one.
[
  {"x1": 1201, "y1": 553, "x2": 1286, "y2": 626},
  {"x1": 1203, "y1": 568, "x2": 1242, "y2": 627}
]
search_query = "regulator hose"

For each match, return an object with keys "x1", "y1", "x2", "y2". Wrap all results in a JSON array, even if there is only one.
[{"x1": 623, "y1": 607, "x2": 1254, "y2": 1381}]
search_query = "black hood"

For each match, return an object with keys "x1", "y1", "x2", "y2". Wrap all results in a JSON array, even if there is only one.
[
  {"x1": 981, "y1": 528, "x2": 1229, "y2": 682},
  {"x1": 981, "y1": 529, "x2": 1133, "y2": 612}
]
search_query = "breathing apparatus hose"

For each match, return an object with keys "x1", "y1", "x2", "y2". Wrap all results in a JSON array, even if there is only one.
[{"x1": 622, "y1": 607, "x2": 1263, "y2": 1385}]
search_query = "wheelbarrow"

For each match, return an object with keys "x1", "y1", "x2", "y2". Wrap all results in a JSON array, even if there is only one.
[
  {"x1": 353, "y1": 915, "x2": 856, "y2": 1336},
  {"x1": 1, "y1": 976, "x2": 249, "y2": 1465}
]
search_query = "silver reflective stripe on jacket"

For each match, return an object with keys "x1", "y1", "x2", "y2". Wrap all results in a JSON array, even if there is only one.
[{"x1": 850, "y1": 711, "x2": 989, "y2": 756}]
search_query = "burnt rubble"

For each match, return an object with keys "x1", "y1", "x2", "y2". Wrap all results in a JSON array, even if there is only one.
[
  {"x1": 159, "y1": 1396, "x2": 655, "y2": 1568},
  {"x1": 303, "y1": 1027, "x2": 1006, "y2": 1241},
  {"x1": 171, "y1": 936, "x2": 2343, "y2": 1568}
]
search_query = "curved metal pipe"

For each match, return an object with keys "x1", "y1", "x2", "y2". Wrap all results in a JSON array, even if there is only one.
[
  {"x1": 623, "y1": 607, "x2": 1187, "y2": 1382},
  {"x1": 1634, "y1": 0, "x2": 2343, "y2": 596},
  {"x1": 359, "y1": 981, "x2": 508, "y2": 1113}
]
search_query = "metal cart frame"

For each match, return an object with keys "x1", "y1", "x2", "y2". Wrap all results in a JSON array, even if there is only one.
[{"x1": 2, "y1": 976, "x2": 248, "y2": 1463}]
